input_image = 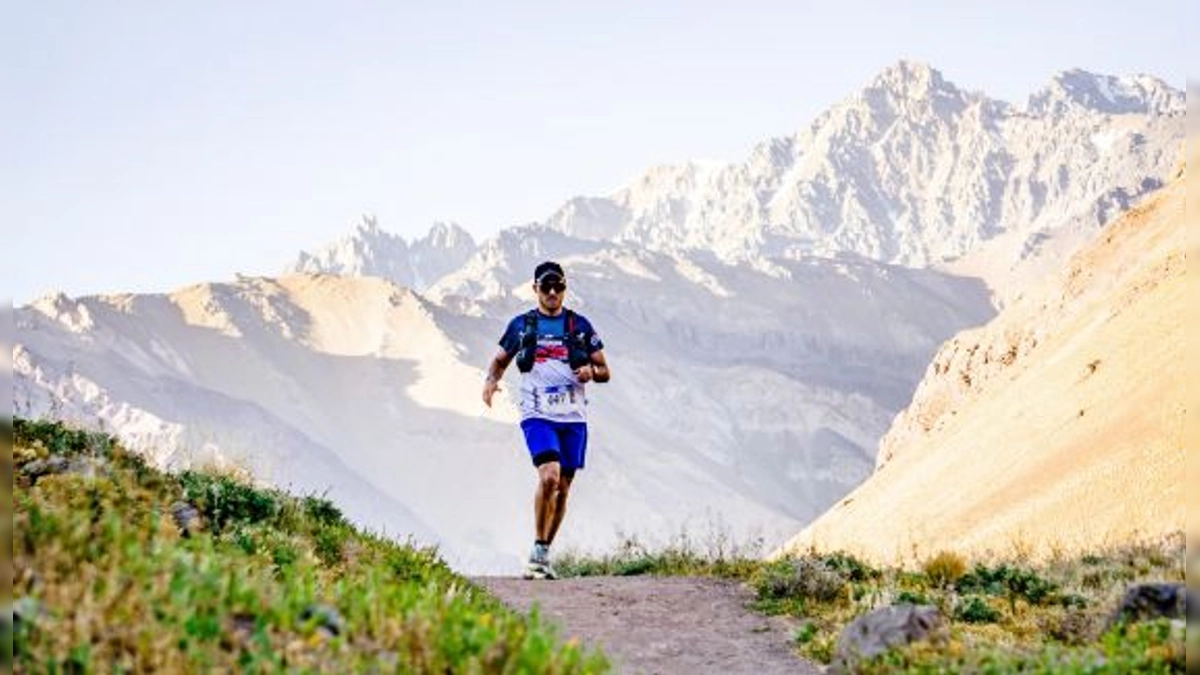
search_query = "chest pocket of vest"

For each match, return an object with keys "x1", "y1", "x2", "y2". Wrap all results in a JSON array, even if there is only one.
[
  {"x1": 515, "y1": 312, "x2": 538, "y2": 373},
  {"x1": 514, "y1": 310, "x2": 589, "y2": 373}
]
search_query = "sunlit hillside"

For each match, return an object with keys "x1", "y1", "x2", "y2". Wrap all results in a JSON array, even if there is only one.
[{"x1": 782, "y1": 167, "x2": 1186, "y2": 563}]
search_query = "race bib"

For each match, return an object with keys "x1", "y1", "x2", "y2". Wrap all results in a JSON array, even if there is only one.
[{"x1": 534, "y1": 385, "x2": 581, "y2": 416}]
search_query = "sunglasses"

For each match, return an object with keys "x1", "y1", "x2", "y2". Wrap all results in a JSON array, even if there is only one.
[{"x1": 538, "y1": 280, "x2": 566, "y2": 294}]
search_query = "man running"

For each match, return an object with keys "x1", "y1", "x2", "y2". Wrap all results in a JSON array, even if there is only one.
[{"x1": 482, "y1": 261, "x2": 611, "y2": 579}]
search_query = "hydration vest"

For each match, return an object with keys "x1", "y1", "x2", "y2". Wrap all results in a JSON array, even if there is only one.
[{"x1": 515, "y1": 309, "x2": 591, "y2": 373}]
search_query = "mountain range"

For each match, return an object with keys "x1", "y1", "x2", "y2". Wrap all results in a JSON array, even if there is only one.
[
  {"x1": 298, "y1": 63, "x2": 1181, "y2": 303},
  {"x1": 12, "y1": 62, "x2": 1185, "y2": 572},
  {"x1": 287, "y1": 216, "x2": 477, "y2": 292}
]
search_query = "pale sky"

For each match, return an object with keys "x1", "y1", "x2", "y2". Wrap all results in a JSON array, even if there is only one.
[{"x1": 4, "y1": 1, "x2": 1193, "y2": 305}]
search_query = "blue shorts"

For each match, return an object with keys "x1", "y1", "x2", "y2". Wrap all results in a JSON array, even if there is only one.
[{"x1": 520, "y1": 418, "x2": 588, "y2": 475}]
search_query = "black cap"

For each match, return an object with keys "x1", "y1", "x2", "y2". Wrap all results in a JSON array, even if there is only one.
[{"x1": 533, "y1": 261, "x2": 565, "y2": 282}]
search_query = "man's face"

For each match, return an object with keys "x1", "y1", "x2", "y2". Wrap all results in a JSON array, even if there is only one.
[{"x1": 534, "y1": 274, "x2": 566, "y2": 312}]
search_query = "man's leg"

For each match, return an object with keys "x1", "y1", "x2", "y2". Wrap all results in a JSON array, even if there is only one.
[
  {"x1": 545, "y1": 422, "x2": 585, "y2": 546},
  {"x1": 525, "y1": 461, "x2": 562, "y2": 579},
  {"x1": 545, "y1": 472, "x2": 573, "y2": 545},
  {"x1": 534, "y1": 461, "x2": 562, "y2": 543}
]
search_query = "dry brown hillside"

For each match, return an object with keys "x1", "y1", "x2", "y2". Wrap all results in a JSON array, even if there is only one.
[{"x1": 780, "y1": 169, "x2": 1187, "y2": 564}]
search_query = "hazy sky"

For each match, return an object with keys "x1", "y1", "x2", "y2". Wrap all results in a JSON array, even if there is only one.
[{"x1": 4, "y1": 1, "x2": 1192, "y2": 304}]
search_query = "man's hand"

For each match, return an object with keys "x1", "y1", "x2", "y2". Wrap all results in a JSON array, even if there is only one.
[
  {"x1": 573, "y1": 364, "x2": 595, "y2": 383},
  {"x1": 483, "y1": 348, "x2": 513, "y2": 407},
  {"x1": 482, "y1": 378, "x2": 501, "y2": 407},
  {"x1": 585, "y1": 351, "x2": 609, "y2": 383}
]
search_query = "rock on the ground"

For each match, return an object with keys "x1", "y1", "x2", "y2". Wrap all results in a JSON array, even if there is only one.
[{"x1": 831, "y1": 604, "x2": 944, "y2": 674}]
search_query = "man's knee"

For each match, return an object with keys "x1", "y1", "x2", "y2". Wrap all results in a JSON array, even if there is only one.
[{"x1": 537, "y1": 462, "x2": 561, "y2": 492}]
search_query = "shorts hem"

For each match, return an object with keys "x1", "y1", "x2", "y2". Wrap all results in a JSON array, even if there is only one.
[{"x1": 531, "y1": 450, "x2": 561, "y2": 467}]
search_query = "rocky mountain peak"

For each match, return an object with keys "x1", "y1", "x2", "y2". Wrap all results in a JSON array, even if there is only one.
[
  {"x1": 355, "y1": 213, "x2": 383, "y2": 235},
  {"x1": 420, "y1": 221, "x2": 474, "y2": 250},
  {"x1": 540, "y1": 63, "x2": 1181, "y2": 278},
  {"x1": 287, "y1": 217, "x2": 476, "y2": 291},
  {"x1": 1026, "y1": 69, "x2": 1184, "y2": 117},
  {"x1": 867, "y1": 60, "x2": 948, "y2": 98}
]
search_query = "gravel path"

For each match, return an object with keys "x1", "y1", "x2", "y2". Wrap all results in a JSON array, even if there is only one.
[{"x1": 475, "y1": 576, "x2": 822, "y2": 675}]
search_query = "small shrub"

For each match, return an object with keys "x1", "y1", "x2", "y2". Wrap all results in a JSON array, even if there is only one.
[
  {"x1": 302, "y1": 494, "x2": 345, "y2": 528},
  {"x1": 956, "y1": 596, "x2": 1000, "y2": 624},
  {"x1": 232, "y1": 527, "x2": 258, "y2": 555},
  {"x1": 1003, "y1": 567, "x2": 1057, "y2": 605},
  {"x1": 270, "y1": 540, "x2": 298, "y2": 570},
  {"x1": 553, "y1": 555, "x2": 608, "y2": 578},
  {"x1": 179, "y1": 471, "x2": 280, "y2": 534},
  {"x1": 923, "y1": 550, "x2": 968, "y2": 587},
  {"x1": 956, "y1": 565, "x2": 1006, "y2": 596},
  {"x1": 385, "y1": 542, "x2": 448, "y2": 582},
  {"x1": 821, "y1": 551, "x2": 879, "y2": 582},
  {"x1": 752, "y1": 557, "x2": 845, "y2": 603},
  {"x1": 752, "y1": 559, "x2": 801, "y2": 600},
  {"x1": 896, "y1": 590, "x2": 929, "y2": 605},
  {"x1": 956, "y1": 563, "x2": 1058, "y2": 605},
  {"x1": 614, "y1": 556, "x2": 656, "y2": 576},
  {"x1": 804, "y1": 632, "x2": 838, "y2": 663},
  {"x1": 313, "y1": 526, "x2": 347, "y2": 567}
]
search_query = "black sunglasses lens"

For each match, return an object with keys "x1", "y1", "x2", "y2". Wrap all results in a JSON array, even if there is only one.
[{"x1": 540, "y1": 282, "x2": 565, "y2": 294}]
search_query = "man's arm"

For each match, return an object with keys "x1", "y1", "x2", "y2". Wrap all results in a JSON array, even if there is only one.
[
  {"x1": 482, "y1": 347, "x2": 514, "y2": 407},
  {"x1": 578, "y1": 349, "x2": 610, "y2": 383}
]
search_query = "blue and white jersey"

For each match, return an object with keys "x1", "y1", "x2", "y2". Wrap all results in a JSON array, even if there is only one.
[{"x1": 499, "y1": 309, "x2": 604, "y2": 423}]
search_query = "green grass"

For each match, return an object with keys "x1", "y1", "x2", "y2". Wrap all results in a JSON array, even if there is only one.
[
  {"x1": 553, "y1": 529, "x2": 764, "y2": 580},
  {"x1": 11, "y1": 418, "x2": 609, "y2": 673},
  {"x1": 555, "y1": 525, "x2": 1186, "y2": 672},
  {"x1": 11, "y1": 416, "x2": 1186, "y2": 672}
]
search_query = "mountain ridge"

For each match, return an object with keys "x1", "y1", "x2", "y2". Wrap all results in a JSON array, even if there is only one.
[
  {"x1": 291, "y1": 62, "x2": 1183, "y2": 304},
  {"x1": 287, "y1": 215, "x2": 477, "y2": 292}
]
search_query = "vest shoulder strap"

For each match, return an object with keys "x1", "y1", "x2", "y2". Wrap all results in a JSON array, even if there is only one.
[{"x1": 525, "y1": 309, "x2": 578, "y2": 336}]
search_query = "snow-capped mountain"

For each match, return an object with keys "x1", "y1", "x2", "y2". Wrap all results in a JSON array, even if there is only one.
[
  {"x1": 287, "y1": 215, "x2": 476, "y2": 291},
  {"x1": 294, "y1": 64, "x2": 1181, "y2": 305},
  {"x1": 1026, "y1": 69, "x2": 1183, "y2": 117},
  {"x1": 542, "y1": 62, "x2": 1181, "y2": 276}
]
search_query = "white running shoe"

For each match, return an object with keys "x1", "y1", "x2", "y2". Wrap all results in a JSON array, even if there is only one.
[
  {"x1": 523, "y1": 543, "x2": 557, "y2": 580},
  {"x1": 523, "y1": 561, "x2": 558, "y2": 580}
]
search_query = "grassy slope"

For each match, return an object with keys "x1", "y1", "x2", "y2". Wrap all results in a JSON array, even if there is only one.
[
  {"x1": 9, "y1": 418, "x2": 608, "y2": 673},
  {"x1": 7, "y1": 417, "x2": 1188, "y2": 672},
  {"x1": 555, "y1": 532, "x2": 1186, "y2": 672}
]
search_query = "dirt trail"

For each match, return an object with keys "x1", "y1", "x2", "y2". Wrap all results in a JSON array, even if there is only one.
[{"x1": 475, "y1": 576, "x2": 822, "y2": 674}]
